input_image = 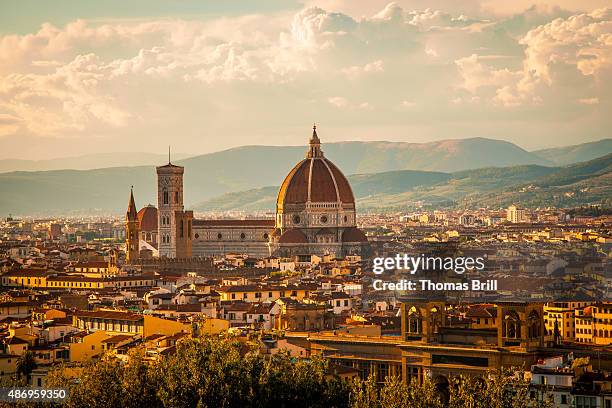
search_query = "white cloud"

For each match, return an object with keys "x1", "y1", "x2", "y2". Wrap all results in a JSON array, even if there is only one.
[
  {"x1": 455, "y1": 54, "x2": 520, "y2": 93},
  {"x1": 454, "y1": 8, "x2": 612, "y2": 106},
  {"x1": 520, "y1": 8, "x2": 612, "y2": 82},
  {"x1": 0, "y1": 2, "x2": 608, "y2": 154},
  {"x1": 425, "y1": 48, "x2": 438, "y2": 57},
  {"x1": 341, "y1": 60, "x2": 384, "y2": 79},
  {"x1": 577, "y1": 97, "x2": 599, "y2": 104},
  {"x1": 328, "y1": 96, "x2": 349, "y2": 107}
]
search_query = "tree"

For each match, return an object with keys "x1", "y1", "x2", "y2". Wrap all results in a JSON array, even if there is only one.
[
  {"x1": 16, "y1": 351, "x2": 36, "y2": 382},
  {"x1": 45, "y1": 336, "x2": 553, "y2": 408}
]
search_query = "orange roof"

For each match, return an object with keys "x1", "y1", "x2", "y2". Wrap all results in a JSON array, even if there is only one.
[
  {"x1": 276, "y1": 133, "x2": 355, "y2": 209},
  {"x1": 137, "y1": 205, "x2": 158, "y2": 231},
  {"x1": 278, "y1": 229, "x2": 308, "y2": 244},
  {"x1": 342, "y1": 227, "x2": 368, "y2": 243}
]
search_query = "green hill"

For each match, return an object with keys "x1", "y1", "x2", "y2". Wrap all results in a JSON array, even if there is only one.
[
  {"x1": 533, "y1": 139, "x2": 612, "y2": 166},
  {"x1": 0, "y1": 139, "x2": 607, "y2": 215},
  {"x1": 194, "y1": 155, "x2": 612, "y2": 212}
]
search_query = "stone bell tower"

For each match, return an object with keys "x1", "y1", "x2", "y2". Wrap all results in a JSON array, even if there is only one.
[
  {"x1": 156, "y1": 149, "x2": 184, "y2": 258},
  {"x1": 125, "y1": 187, "x2": 140, "y2": 263},
  {"x1": 156, "y1": 148, "x2": 192, "y2": 258}
]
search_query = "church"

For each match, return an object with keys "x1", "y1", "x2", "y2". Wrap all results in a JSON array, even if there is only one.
[{"x1": 125, "y1": 126, "x2": 369, "y2": 260}]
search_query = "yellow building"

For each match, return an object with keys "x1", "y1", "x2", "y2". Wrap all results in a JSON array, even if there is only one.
[
  {"x1": 544, "y1": 302, "x2": 579, "y2": 343},
  {"x1": 592, "y1": 303, "x2": 612, "y2": 346},
  {"x1": 575, "y1": 306, "x2": 594, "y2": 344},
  {"x1": 143, "y1": 315, "x2": 191, "y2": 338},
  {"x1": 73, "y1": 311, "x2": 191, "y2": 338},
  {"x1": 70, "y1": 313, "x2": 192, "y2": 361},
  {"x1": 0, "y1": 354, "x2": 17, "y2": 380},
  {"x1": 198, "y1": 318, "x2": 230, "y2": 335},
  {"x1": 70, "y1": 330, "x2": 111, "y2": 362},
  {"x1": 1, "y1": 269, "x2": 49, "y2": 288},
  {"x1": 1, "y1": 270, "x2": 155, "y2": 290},
  {"x1": 73, "y1": 310, "x2": 144, "y2": 335},
  {"x1": 217, "y1": 284, "x2": 312, "y2": 303}
]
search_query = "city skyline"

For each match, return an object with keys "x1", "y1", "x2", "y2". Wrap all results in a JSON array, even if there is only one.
[
  {"x1": 0, "y1": 1, "x2": 611, "y2": 159},
  {"x1": 0, "y1": 2, "x2": 610, "y2": 406}
]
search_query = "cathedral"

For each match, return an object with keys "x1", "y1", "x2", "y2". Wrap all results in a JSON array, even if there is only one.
[{"x1": 125, "y1": 126, "x2": 368, "y2": 261}]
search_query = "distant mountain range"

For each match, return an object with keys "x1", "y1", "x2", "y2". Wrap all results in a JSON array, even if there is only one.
[
  {"x1": 0, "y1": 138, "x2": 609, "y2": 215},
  {"x1": 0, "y1": 152, "x2": 189, "y2": 173},
  {"x1": 532, "y1": 139, "x2": 612, "y2": 166},
  {"x1": 195, "y1": 154, "x2": 612, "y2": 212}
]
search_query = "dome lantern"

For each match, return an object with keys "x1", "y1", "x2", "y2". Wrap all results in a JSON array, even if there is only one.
[{"x1": 306, "y1": 123, "x2": 323, "y2": 158}]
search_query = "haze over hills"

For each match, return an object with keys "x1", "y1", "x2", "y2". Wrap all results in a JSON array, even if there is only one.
[
  {"x1": 0, "y1": 152, "x2": 190, "y2": 173},
  {"x1": 532, "y1": 139, "x2": 612, "y2": 166},
  {"x1": 2, "y1": 137, "x2": 609, "y2": 174},
  {"x1": 195, "y1": 154, "x2": 612, "y2": 212},
  {"x1": 0, "y1": 137, "x2": 550, "y2": 174},
  {"x1": 0, "y1": 138, "x2": 609, "y2": 215}
]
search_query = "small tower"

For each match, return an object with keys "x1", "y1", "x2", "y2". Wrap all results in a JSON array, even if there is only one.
[
  {"x1": 306, "y1": 123, "x2": 323, "y2": 158},
  {"x1": 125, "y1": 187, "x2": 140, "y2": 263}
]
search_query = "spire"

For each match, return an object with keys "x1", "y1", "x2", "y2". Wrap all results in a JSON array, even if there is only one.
[
  {"x1": 168, "y1": 145, "x2": 171, "y2": 165},
  {"x1": 126, "y1": 186, "x2": 138, "y2": 221},
  {"x1": 306, "y1": 123, "x2": 323, "y2": 158}
]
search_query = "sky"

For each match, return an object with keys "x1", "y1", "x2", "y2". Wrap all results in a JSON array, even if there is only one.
[{"x1": 0, "y1": 0, "x2": 610, "y2": 159}]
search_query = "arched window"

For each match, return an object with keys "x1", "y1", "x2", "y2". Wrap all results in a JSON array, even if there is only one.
[
  {"x1": 163, "y1": 189, "x2": 168, "y2": 205},
  {"x1": 174, "y1": 191, "x2": 179, "y2": 204},
  {"x1": 406, "y1": 306, "x2": 422, "y2": 334}
]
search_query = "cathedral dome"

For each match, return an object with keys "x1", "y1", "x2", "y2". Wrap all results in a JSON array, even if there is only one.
[
  {"x1": 278, "y1": 228, "x2": 308, "y2": 244},
  {"x1": 342, "y1": 227, "x2": 368, "y2": 243},
  {"x1": 137, "y1": 205, "x2": 158, "y2": 232},
  {"x1": 277, "y1": 126, "x2": 355, "y2": 210}
]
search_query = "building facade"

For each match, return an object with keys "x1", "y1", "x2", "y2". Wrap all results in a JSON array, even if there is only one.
[
  {"x1": 126, "y1": 125, "x2": 368, "y2": 259},
  {"x1": 156, "y1": 161, "x2": 191, "y2": 258},
  {"x1": 507, "y1": 205, "x2": 528, "y2": 223},
  {"x1": 125, "y1": 188, "x2": 140, "y2": 263},
  {"x1": 192, "y1": 219, "x2": 273, "y2": 258},
  {"x1": 268, "y1": 126, "x2": 369, "y2": 257}
]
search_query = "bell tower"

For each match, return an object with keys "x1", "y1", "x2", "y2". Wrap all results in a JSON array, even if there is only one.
[
  {"x1": 125, "y1": 187, "x2": 140, "y2": 263},
  {"x1": 156, "y1": 149, "x2": 185, "y2": 258}
]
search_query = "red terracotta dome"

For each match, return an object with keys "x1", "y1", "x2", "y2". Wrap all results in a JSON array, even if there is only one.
[
  {"x1": 316, "y1": 228, "x2": 335, "y2": 236},
  {"x1": 137, "y1": 205, "x2": 158, "y2": 231},
  {"x1": 277, "y1": 127, "x2": 355, "y2": 209},
  {"x1": 278, "y1": 229, "x2": 308, "y2": 244},
  {"x1": 342, "y1": 227, "x2": 368, "y2": 243}
]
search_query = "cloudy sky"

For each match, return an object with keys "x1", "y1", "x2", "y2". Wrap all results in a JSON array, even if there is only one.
[{"x1": 0, "y1": 0, "x2": 610, "y2": 159}]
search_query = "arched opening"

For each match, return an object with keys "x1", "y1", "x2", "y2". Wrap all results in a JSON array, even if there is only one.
[
  {"x1": 528, "y1": 310, "x2": 541, "y2": 339},
  {"x1": 503, "y1": 311, "x2": 521, "y2": 339},
  {"x1": 406, "y1": 306, "x2": 422, "y2": 335}
]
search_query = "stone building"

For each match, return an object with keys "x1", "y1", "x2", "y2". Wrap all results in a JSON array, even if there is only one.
[
  {"x1": 125, "y1": 125, "x2": 368, "y2": 259},
  {"x1": 137, "y1": 205, "x2": 158, "y2": 250},
  {"x1": 268, "y1": 126, "x2": 369, "y2": 257},
  {"x1": 285, "y1": 301, "x2": 549, "y2": 388},
  {"x1": 156, "y1": 160, "x2": 192, "y2": 258},
  {"x1": 125, "y1": 188, "x2": 140, "y2": 263}
]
